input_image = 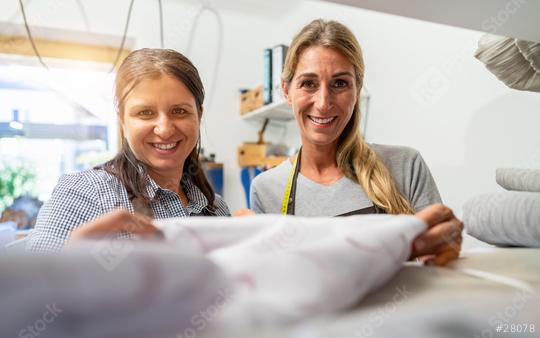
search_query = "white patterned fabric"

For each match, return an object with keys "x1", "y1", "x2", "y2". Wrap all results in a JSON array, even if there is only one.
[
  {"x1": 155, "y1": 214, "x2": 426, "y2": 324},
  {"x1": 2, "y1": 215, "x2": 425, "y2": 337}
]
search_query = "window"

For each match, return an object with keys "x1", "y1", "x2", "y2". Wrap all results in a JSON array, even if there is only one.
[{"x1": 0, "y1": 55, "x2": 118, "y2": 204}]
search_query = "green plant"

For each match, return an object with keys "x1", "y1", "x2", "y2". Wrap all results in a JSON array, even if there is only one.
[{"x1": 0, "y1": 159, "x2": 37, "y2": 212}]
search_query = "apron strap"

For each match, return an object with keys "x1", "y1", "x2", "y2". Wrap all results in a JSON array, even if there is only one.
[{"x1": 336, "y1": 204, "x2": 386, "y2": 217}]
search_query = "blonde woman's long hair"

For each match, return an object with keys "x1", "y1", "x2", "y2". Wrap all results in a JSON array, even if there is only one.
[{"x1": 282, "y1": 19, "x2": 415, "y2": 214}]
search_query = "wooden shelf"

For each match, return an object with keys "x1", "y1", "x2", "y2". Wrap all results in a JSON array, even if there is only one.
[{"x1": 240, "y1": 101, "x2": 293, "y2": 122}]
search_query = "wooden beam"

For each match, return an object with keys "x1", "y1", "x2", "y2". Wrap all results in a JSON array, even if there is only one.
[{"x1": 0, "y1": 35, "x2": 130, "y2": 64}]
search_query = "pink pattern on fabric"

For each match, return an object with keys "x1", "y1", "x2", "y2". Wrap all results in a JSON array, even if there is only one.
[
  {"x1": 234, "y1": 273, "x2": 256, "y2": 290},
  {"x1": 183, "y1": 225, "x2": 209, "y2": 253}
]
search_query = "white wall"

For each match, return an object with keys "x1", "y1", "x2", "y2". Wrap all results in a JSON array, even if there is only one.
[{"x1": 2, "y1": 0, "x2": 539, "y2": 215}]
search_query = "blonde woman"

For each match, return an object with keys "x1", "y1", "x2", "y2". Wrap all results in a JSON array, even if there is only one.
[{"x1": 250, "y1": 19, "x2": 462, "y2": 265}]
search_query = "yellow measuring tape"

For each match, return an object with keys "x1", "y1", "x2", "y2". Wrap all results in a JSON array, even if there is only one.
[{"x1": 281, "y1": 153, "x2": 300, "y2": 215}]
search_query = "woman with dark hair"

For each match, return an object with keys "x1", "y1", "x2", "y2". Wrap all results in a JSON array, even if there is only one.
[{"x1": 27, "y1": 48, "x2": 230, "y2": 252}]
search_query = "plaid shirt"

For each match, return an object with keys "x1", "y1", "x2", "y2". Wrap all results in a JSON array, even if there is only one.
[{"x1": 26, "y1": 168, "x2": 230, "y2": 252}]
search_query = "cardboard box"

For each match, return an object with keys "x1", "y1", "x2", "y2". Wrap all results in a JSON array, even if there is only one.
[
  {"x1": 240, "y1": 85, "x2": 264, "y2": 115},
  {"x1": 237, "y1": 143, "x2": 266, "y2": 166},
  {"x1": 237, "y1": 143, "x2": 287, "y2": 168}
]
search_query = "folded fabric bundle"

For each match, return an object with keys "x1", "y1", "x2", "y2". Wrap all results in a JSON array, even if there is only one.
[
  {"x1": 156, "y1": 214, "x2": 426, "y2": 325},
  {"x1": 0, "y1": 244, "x2": 228, "y2": 338},
  {"x1": 475, "y1": 34, "x2": 540, "y2": 92},
  {"x1": 463, "y1": 191, "x2": 540, "y2": 248},
  {"x1": 496, "y1": 168, "x2": 540, "y2": 193}
]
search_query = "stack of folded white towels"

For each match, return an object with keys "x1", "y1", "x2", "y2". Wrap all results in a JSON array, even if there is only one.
[{"x1": 463, "y1": 168, "x2": 540, "y2": 247}]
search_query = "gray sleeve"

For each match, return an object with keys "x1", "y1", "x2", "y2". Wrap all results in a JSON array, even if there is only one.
[
  {"x1": 249, "y1": 178, "x2": 265, "y2": 214},
  {"x1": 408, "y1": 151, "x2": 442, "y2": 211}
]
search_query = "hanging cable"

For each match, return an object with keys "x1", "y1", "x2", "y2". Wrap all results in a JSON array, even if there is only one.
[
  {"x1": 158, "y1": 0, "x2": 164, "y2": 48},
  {"x1": 75, "y1": 0, "x2": 92, "y2": 32},
  {"x1": 18, "y1": 0, "x2": 48, "y2": 70},
  {"x1": 183, "y1": 1, "x2": 224, "y2": 150},
  {"x1": 185, "y1": 2, "x2": 223, "y2": 111},
  {"x1": 109, "y1": 0, "x2": 135, "y2": 73}
]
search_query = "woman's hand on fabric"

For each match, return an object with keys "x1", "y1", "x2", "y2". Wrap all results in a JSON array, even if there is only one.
[
  {"x1": 68, "y1": 209, "x2": 162, "y2": 242},
  {"x1": 233, "y1": 208, "x2": 256, "y2": 217},
  {"x1": 412, "y1": 204, "x2": 464, "y2": 266}
]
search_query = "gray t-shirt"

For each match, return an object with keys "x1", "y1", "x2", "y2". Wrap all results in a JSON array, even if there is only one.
[{"x1": 250, "y1": 144, "x2": 442, "y2": 216}]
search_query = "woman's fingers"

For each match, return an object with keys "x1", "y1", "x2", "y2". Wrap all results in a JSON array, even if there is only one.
[
  {"x1": 69, "y1": 211, "x2": 125, "y2": 240},
  {"x1": 419, "y1": 217, "x2": 462, "y2": 248},
  {"x1": 115, "y1": 211, "x2": 162, "y2": 238},
  {"x1": 411, "y1": 203, "x2": 464, "y2": 265},
  {"x1": 233, "y1": 208, "x2": 256, "y2": 217},
  {"x1": 412, "y1": 218, "x2": 463, "y2": 257},
  {"x1": 425, "y1": 245, "x2": 461, "y2": 266},
  {"x1": 125, "y1": 212, "x2": 160, "y2": 235},
  {"x1": 415, "y1": 204, "x2": 455, "y2": 228},
  {"x1": 69, "y1": 209, "x2": 161, "y2": 241}
]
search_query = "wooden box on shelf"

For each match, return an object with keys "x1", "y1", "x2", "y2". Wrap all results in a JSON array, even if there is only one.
[
  {"x1": 240, "y1": 85, "x2": 264, "y2": 115},
  {"x1": 237, "y1": 143, "x2": 266, "y2": 167},
  {"x1": 237, "y1": 143, "x2": 288, "y2": 168}
]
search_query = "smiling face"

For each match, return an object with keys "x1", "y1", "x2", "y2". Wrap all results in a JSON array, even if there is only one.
[
  {"x1": 283, "y1": 46, "x2": 358, "y2": 150},
  {"x1": 120, "y1": 74, "x2": 200, "y2": 181}
]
